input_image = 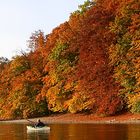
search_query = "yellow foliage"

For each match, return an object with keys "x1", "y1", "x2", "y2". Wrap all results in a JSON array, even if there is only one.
[
  {"x1": 49, "y1": 71, "x2": 58, "y2": 85},
  {"x1": 47, "y1": 86, "x2": 60, "y2": 98},
  {"x1": 65, "y1": 92, "x2": 95, "y2": 113},
  {"x1": 46, "y1": 85, "x2": 65, "y2": 112},
  {"x1": 108, "y1": 44, "x2": 120, "y2": 66},
  {"x1": 127, "y1": 93, "x2": 140, "y2": 113},
  {"x1": 64, "y1": 82, "x2": 73, "y2": 90}
]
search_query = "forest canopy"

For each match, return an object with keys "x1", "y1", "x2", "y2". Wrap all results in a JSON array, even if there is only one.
[{"x1": 0, "y1": 0, "x2": 139, "y2": 119}]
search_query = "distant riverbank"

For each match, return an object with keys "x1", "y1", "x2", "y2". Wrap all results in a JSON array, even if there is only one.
[{"x1": 1, "y1": 112, "x2": 140, "y2": 124}]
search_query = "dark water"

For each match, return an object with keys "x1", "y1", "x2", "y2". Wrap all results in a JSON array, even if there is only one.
[{"x1": 0, "y1": 123, "x2": 140, "y2": 140}]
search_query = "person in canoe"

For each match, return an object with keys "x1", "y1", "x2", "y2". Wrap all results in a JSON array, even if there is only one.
[{"x1": 35, "y1": 119, "x2": 45, "y2": 127}]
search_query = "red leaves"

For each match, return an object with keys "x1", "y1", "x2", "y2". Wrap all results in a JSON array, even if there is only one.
[{"x1": 2, "y1": 0, "x2": 139, "y2": 118}]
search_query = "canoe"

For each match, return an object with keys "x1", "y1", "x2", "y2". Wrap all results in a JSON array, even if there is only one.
[{"x1": 27, "y1": 125, "x2": 50, "y2": 131}]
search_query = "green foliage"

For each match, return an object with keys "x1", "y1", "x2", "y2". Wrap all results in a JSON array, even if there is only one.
[
  {"x1": 72, "y1": 0, "x2": 95, "y2": 15},
  {"x1": 49, "y1": 41, "x2": 68, "y2": 61},
  {"x1": 65, "y1": 52, "x2": 79, "y2": 66},
  {"x1": 11, "y1": 55, "x2": 30, "y2": 76},
  {"x1": 0, "y1": 57, "x2": 9, "y2": 72},
  {"x1": 131, "y1": 101, "x2": 140, "y2": 113}
]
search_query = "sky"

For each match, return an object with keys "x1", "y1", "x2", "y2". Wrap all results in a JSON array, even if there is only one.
[{"x1": 0, "y1": 0, "x2": 85, "y2": 59}]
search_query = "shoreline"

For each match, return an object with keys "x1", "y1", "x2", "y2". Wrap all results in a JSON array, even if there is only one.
[{"x1": 1, "y1": 113, "x2": 140, "y2": 124}]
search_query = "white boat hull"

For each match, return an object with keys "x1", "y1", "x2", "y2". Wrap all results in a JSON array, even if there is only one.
[{"x1": 27, "y1": 126, "x2": 50, "y2": 131}]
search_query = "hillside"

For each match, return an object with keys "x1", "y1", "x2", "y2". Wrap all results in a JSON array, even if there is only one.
[{"x1": 0, "y1": 0, "x2": 139, "y2": 119}]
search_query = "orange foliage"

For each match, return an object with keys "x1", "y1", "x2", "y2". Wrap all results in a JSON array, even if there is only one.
[{"x1": 0, "y1": 0, "x2": 139, "y2": 119}]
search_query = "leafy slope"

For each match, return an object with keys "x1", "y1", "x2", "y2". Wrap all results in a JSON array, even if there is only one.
[{"x1": 0, "y1": 0, "x2": 139, "y2": 119}]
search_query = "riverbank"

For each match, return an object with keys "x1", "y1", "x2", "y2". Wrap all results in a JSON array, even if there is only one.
[
  {"x1": 36, "y1": 113, "x2": 140, "y2": 124},
  {"x1": 2, "y1": 112, "x2": 140, "y2": 124}
]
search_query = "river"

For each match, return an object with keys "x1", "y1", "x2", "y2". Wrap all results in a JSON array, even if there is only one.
[{"x1": 0, "y1": 123, "x2": 140, "y2": 140}]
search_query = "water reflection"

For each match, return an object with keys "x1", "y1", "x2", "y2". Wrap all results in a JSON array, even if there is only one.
[
  {"x1": 0, "y1": 122, "x2": 140, "y2": 140},
  {"x1": 127, "y1": 124, "x2": 140, "y2": 140},
  {"x1": 27, "y1": 131, "x2": 49, "y2": 140},
  {"x1": 0, "y1": 123, "x2": 27, "y2": 140},
  {"x1": 48, "y1": 124, "x2": 128, "y2": 140}
]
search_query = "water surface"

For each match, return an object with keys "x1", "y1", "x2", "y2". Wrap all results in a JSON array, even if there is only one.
[{"x1": 0, "y1": 123, "x2": 140, "y2": 140}]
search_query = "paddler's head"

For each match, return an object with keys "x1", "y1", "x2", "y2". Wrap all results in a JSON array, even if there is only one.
[{"x1": 37, "y1": 119, "x2": 41, "y2": 122}]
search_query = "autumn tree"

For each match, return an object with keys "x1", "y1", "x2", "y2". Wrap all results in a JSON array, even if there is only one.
[
  {"x1": 108, "y1": 0, "x2": 140, "y2": 112},
  {"x1": 0, "y1": 0, "x2": 139, "y2": 119}
]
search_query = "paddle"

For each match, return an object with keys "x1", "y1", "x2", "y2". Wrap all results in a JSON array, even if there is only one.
[
  {"x1": 27, "y1": 119, "x2": 37, "y2": 127},
  {"x1": 27, "y1": 119, "x2": 46, "y2": 128}
]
